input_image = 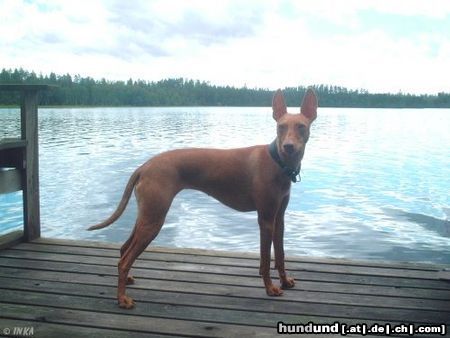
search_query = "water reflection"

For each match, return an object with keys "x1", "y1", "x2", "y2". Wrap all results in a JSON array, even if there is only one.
[
  {"x1": 383, "y1": 207, "x2": 450, "y2": 238},
  {"x1": 0, "y1": 107, "x2": 449, "y2": 264}
]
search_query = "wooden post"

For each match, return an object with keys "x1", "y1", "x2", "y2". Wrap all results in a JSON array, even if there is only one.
[
  {"x1": 0, "y1": 84, "x2": 52, "y2": 246},
  {"x1": 20, "y1": 89, "x2": 40, "y2": 241}
]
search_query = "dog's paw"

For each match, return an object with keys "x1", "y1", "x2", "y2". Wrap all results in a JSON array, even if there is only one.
[
  {"x1": 126, "y1": 276, "x2": 135, "y2": 285},
  {"x1": 118, "y1": 295, "x2": 135, "y2": 309},
  {"x1": 266, "y1": 284, "x2": 284, "y2": 297},
  {"x1": 281, "y1": 277, "x2": 295, "y2": 289}
]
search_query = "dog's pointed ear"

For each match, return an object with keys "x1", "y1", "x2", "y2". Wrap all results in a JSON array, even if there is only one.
[
  {"x1": 272, "y1": 89, "x2": 287, "y2": 121},
  {"x1": 300, "y1": 88, "x2": 318, "y2": 122}
]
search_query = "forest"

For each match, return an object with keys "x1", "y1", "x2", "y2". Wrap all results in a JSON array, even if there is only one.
[{"x1": 1, "y1": 68, "x2": 449, "y2": 108}]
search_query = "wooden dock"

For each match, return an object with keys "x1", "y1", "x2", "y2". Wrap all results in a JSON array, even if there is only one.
[{"x1": 0, "y1": 238, "x2": 449, "y2": 337}]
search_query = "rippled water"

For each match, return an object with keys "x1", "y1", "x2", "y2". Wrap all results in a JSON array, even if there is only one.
[{"x1": 1, "y1": 107, "x2": 449, "y2": 264}]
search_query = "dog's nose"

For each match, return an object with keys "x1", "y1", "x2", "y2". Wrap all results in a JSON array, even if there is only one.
[{"x1": 283, "y1": 143, "x2": 295, "y2": 154}]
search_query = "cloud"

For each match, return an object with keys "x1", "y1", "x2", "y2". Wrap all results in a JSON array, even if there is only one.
[
  {"x1": 0, "y1": 0, "x2": 449, "y2": 94},
  {"x1": 108, "y1": 0, "x2": 264, "y2": 55},
  {"x1": 167, "y1": 9, "x2": 260, "y2": 46}
]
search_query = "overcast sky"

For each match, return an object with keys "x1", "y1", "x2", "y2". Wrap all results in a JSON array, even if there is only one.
[{"x1": 1, "y1": 0, "x2": 449, "y2": 94}]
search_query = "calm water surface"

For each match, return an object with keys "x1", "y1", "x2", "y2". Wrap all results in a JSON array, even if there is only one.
[{"x1": 1, "y1": 107, "x2": 449, "y2": 264}]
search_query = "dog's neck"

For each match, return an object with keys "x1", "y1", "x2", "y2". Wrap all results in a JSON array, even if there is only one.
[{"x1": 268, "y1": 140, "x2": 301, "y2": 183}]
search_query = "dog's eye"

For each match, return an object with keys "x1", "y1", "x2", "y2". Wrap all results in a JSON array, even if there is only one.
[
  {"x1": 298, "y1": 124, "x2": 306, "y2": 132},
  {"x1": 278, "y1": 124, "x2": 287, "y2": 132}
]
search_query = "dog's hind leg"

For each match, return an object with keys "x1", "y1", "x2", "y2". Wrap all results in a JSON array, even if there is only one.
[
  {"x1": 117, "y1": 185, "x2": 174, "y2": 309},
  {"x1": 117, "y1": 218, "x2": 165, "y2": 308},
  {"x1": 120, "y1": 226, "x2": 137, "y2": 285}
]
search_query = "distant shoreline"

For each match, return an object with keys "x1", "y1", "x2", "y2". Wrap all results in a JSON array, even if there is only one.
[
  {"x1": 1, "y1": 104, "x2": 449, "y2": 109},
  {"x1": 1, "y1": 68, "x2": 449, "y2": 108},
  {"x1": 0, "y1": 104, "x2": 450, "y2": 110}
]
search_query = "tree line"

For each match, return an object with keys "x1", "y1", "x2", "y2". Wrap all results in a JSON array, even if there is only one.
[{"x1": 1, "y1": 68, "x2": 449, "y2": 108}]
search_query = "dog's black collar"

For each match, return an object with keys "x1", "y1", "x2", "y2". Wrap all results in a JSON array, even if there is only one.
[{"x1": 268, "y1": 140, "x2": 301, "y2": 183}]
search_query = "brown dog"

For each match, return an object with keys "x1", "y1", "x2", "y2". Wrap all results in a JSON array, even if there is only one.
[{"x1": 88, "y1": 89, "x2": 317, "y2": 308}]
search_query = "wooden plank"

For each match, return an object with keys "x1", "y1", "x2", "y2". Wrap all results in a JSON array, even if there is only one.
[
  {"x1": 438, "y1": 268, "x2": 450, "y2": 281},
  {"x1": 0, "y1": 168, "x2": 22, "y2": 193},
  {"x1": 0, "y1": 230, "x2": 23, "y2": 250},
  {"x1": 32, "y1": 237, "x2": 448, "y2": 270},
  {"x1": 0, "y1": 257, "x2": 448, "y2": 312},
  {"x1": 0, "y1": 267, "x2": 448, "y2": 324},
  {"x1": 5, "y1": 247, "x2": 448, "y2": 290},
  {"x1": 7, "y1": 244, "x2": 449, "y2": 289},
  {"x1": 0, "y1": 318, "x2": 164, "y2": 338},
  {"x1": 14, "y1": 241, "x2": 444, "y2": 278},
  {"x1": 0, "y1": 303, "x2": 277, "y2": 337},
  {"x1": 20, "y1": 89, "x2": 40, "y2": 241},
  {"x1": 5, "y1": 279, "x2": 443, "y2": 338},
  {"x1": 0, "y1": 138, "x2": 27, "y2": 151},
  {"x1": 2, "y1": 250, "x2": 449, "y2": 300},
  {"x1": 2, "y1": 252, "x2": 447, "y2": 296},
  {"x1": 4, "y1": 287, "x2": 436, "y2": 338},
  {"x1": 0, "y1": 288, "x2": 333, "y2": 328},
  {"x1": 3, "y1": 249, "x2": 449, "y2": 299},
  {"x1": 1, "y1": 275, "x2": 448, "y2": 326},
  {"x1": 0, "y1": 276, "x2": 394, "y2": 326}
]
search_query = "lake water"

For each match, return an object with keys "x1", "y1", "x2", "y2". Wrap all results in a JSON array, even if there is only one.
[{"x1": 1, "y1": 107, "x2": 449, "y2": 264}]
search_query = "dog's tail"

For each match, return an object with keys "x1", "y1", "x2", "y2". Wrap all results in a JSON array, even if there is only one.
[{"x1": 87, "y1": 168, "x2": 141, "y2": 231}]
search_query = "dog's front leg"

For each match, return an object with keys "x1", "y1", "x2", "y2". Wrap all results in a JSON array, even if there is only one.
[
  {"x1": 258, "y1": 211, "x2": 283, "y2": 296},
  {"x1": 273, "y1": 195, "x2": 295, "y2": 289}
]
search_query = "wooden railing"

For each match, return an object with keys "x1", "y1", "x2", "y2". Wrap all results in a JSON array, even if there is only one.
[{"x1": 0, "y1": 84, "x2": 52, "y2": 248}]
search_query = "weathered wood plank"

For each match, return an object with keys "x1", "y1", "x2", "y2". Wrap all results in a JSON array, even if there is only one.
[
  {"x1": 0, "y1": 318, "x2": 165, "y2": 338},
  {"x1": 2, "y1": 252, "x2": 450, "y2": 303},
  {"x1": 20, "y1": 89, "x2": 40, "y2": 241},
  {"x1": 0, "y1": 138, "x2": 27, "y2": 151},
  {"x1": 0, "y1": 276, "x2": 391, "y2": 326},
  {"x1": 12, "y1": 242, "x2": 443, "y2": 279},
  {"x1": 2, "y1": 275, "x2": 448, "y2": 327},
  {"x1": 3, "y1": 249, "x2": 449, "y2": 299},
  {"x1": 0, "y1": 267, "x2": 448, "y2": 324},
  {"x1": 0, "y1": 230, "x2": 23, "y2": 250},
  {"x1": 0, "y1": 256, "x2": 447, "y2": 311},
  {"x1": 3, "y1": 247, "x2": 448, "y2": 290},
  {"x1": 0, "y1": 303, "x2": 277, "y2": 337},
  {"x1": 32, "y1": 237, "x2": 446, "y2": 270},
  {"x1": 438, "y1": 268, "x2": 450, "y2": 281},
  {"x1": 0, "y1": 288, "x2": 338, "y2": 328}
]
